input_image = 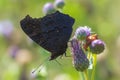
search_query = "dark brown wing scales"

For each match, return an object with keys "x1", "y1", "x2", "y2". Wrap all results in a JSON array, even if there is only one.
[{"x1": 20, "y1": 11, "x2": 75, "y2": 60}]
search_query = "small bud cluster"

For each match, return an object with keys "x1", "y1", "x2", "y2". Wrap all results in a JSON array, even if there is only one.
[
  {"x1": 74, "y1": 26, "x2": 105, "y2": 54},
  {"x1": 43, "y1": 0, "x2": 65, "y2": 15},
  {"x1": 71, "y1": 26, "x2": 105, "y2": 71}
]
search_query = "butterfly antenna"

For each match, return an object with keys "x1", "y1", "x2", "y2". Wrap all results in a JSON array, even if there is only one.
[{"x1": 32, "y1": 57, "x2": 49, "y2": 74}]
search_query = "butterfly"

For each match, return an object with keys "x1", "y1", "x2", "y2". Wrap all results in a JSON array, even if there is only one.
[{"x1": 20, "y1": 11, "x2": 75, "y2": 60}]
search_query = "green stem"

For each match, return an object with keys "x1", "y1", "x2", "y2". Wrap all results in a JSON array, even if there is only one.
[
  {"x1": 80, "y1": 70, "x2": 89, "y2": 80},
  {"x1": 91, "y1": 54, "x2": 97, "y2": 80},
  {"x1": 80, "y1": 72, "x2": 84, "y2": 80},
  {"x1": 84, "y1": 70, "x2": 89, "y2": 80}
]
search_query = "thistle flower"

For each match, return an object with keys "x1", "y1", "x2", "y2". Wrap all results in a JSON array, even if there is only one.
[
  {"x1": 42, "y1": 2, "x2": 56, "y2": 15},
  {"x1": 75, "y1": 26, "x2": 91, "y2": 40},
  {"x1": 71, "y1": 38, "x2": 89, "y2": 71},
  {"x1": 54, "y1": 0, "x2": 65, "y2": 9},
  {"x1": 90, "y1": 39, "x2": 105, "y2": 54}
]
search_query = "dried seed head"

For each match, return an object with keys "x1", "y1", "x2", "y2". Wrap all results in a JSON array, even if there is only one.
[{"x1": 71, "y1": 38, "x2": 89, "y2": 71}]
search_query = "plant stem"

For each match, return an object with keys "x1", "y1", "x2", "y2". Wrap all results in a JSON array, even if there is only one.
[
  {"x1": 91, "y1": 54, "x2": 97, "y2": 80},
  {"x1": 84, "y1": 70, "x2": 89, "y2": 80},
  {"x1": 80, "y1": 72, "x2": 84, "y2": 80}
]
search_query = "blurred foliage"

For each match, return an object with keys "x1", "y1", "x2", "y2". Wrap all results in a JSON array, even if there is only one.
[{"x1": 0, "y1": 0, "x2": 120, "y2": 80}]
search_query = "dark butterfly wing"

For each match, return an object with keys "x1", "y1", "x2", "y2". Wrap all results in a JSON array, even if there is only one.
[{"x1": 20, "y1": 11, "x2": 75, "y2": 60}]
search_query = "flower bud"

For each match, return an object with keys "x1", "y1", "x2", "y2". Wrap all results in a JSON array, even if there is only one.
[
  {"x1": 71, "y1": 38, "x2": 89, "y2": 71},
  {"x1": 43, "y1": 3, "x2": 56, "y2": 15},
  {"x1": 75, "y1": 26, "x2": 91, "y2": 40},
  {"x1": 90, "y1": 39, "x2": 105, "y2": 54},
  {"x1": 54, "y1": 0, "x2": 65, "y2": 9}
]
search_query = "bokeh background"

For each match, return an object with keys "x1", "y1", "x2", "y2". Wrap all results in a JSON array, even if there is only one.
[{"x1": 0, "y1": 0, "x2": 120, "y2": 80}]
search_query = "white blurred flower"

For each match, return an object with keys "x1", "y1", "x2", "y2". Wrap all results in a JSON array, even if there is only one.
[
  {"x1": 0, "y1": 20, "x2": 14, "y2": 38},
  {"x1": 43, "y1": 2, "x2": 56, "y2": 15},
  {"x1": 54, "y1": 0, "x2": 65, "y2": 9},
  {"x1": 54, "y1": 74, "x2": 72, "y2": 80},
  {"x1": 15, "y1": 49, "x2": 32, "y2": 65}
]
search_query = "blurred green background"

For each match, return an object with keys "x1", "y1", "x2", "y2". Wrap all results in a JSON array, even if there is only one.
[{"x1": 0, "y1": 0, "x2": 120, "y2": 80}]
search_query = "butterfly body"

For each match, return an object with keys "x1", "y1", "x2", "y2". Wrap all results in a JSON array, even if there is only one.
[{"x1": 20, "y1": 11, "x2": 75, "y2": 60}]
